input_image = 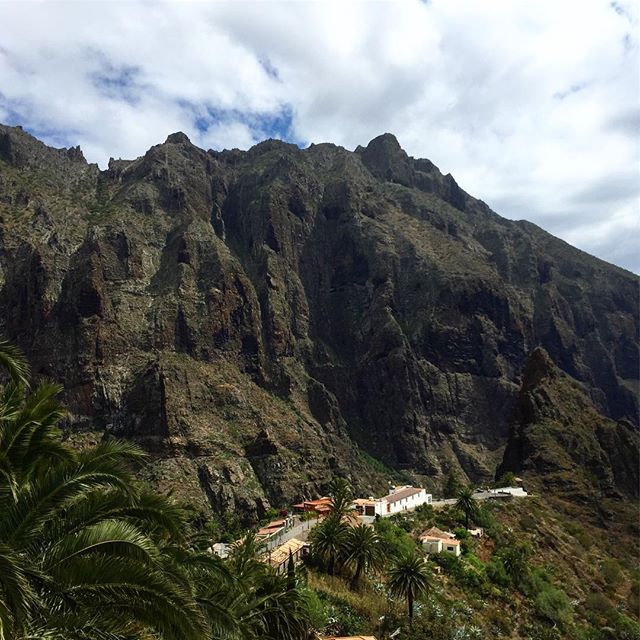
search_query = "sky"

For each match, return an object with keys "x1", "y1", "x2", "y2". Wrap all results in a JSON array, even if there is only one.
[{"x1": 0, "y1": 0, "x2": 638, "y2": 273}]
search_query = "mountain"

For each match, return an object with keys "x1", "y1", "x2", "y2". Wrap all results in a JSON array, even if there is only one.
[
  {"x1": 498, "y1": 347, "x2": 639, "y2": 501},
  {"x1": 0, "y1": 123, "x2": 637, "y2": 519}
]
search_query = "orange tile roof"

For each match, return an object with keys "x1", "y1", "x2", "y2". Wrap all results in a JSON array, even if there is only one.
[
  {"x1": 353, "y1": 498, "x2": 377, "y2": 506},
  {"x1": 264, "y1": 519, "x2": 286, "y2": 528}
]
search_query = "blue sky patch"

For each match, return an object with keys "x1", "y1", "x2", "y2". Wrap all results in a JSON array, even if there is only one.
[
  {"x1": 258, "y1": 57, "x2": 280, "y2": 81},
  {"x1": 87, "y1": 51, "x2": 146, "y2": 105},
  {"x1": 187, "y1": 101, "x2": 303, "y2": 147}
]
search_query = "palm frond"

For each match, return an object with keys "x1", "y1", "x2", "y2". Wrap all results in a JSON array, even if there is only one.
[{"x1": 0, "y1": 339, "x2": 30, "y2": 388}]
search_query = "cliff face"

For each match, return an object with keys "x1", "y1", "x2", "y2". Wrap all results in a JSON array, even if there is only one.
[
  {"x1": 498, "y1": 347, "x2": 639, "y2": 500},
  {"x1": 0, "y1": 124, "x2": 637, "y2": 518}
]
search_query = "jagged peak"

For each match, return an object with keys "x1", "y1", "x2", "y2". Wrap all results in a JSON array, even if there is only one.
[
  {"x1": 0, "y1": 122, "x2": 88, "y2": 168},
  {"x1": 362, "y1": 132, "x2": 402, "y2": 153},
  {"x1": 165, "y1": 131, "x2": 191, "y2": 145},
  {"x1": 356, "y1": 132, "x2": 413, "y2": 186},
  {"x1": 247, "y1": 138, "x2": 299, "y2": 156}
]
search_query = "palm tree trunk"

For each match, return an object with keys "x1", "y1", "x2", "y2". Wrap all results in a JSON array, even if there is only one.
[
  {"x1": 350, "y1": 561, "x2": 362, "y2": 590},
  {"x1": 465, "y1": 509, "x2": 469, "y2": 529},
  {"x1": 408, "y1": 591, "x2": 414, "y2": 624},
  {"x1": 328, "y1": 554, "x2": 334, "y2": 576}
]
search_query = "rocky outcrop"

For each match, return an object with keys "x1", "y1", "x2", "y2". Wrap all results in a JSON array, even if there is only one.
[
  {"x1": 0, "y1": 123, "x2": 637, "y2": 519},
  {"x1": 498, "y1": 347, "x2": 639, "y2": 500}
]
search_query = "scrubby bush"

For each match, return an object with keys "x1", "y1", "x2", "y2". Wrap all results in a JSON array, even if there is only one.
[
  {"x1": 628, "y1": 578, "x2": 640, "y2": 617},
  {"x1": 413, "y1": 503, "x2": 435, "y2": 528},
  {"x1": 486, "y1": 556, "x2": 511, "y2": 589},
  {"x1": 600, "y1": 558, "x2": 622, "y2": 592},
  {"x1": 534, "y1": 584, "x2": 572, "y2": 628},
  {"x1": 301, "y1": 587, "x2": 330, "y2": 629},
  {"x1": 584, "y1": 591, "x2": 616, "y2": 621},
  {"x1": 374, "y1": 517, "x2": 416, "y2": 558},
  {"x1": 453, "y1": 527, "x2": 473, "y2": 554},
  {"x1": 521, "y1": 566, "x2": 553, "y2": 598}
]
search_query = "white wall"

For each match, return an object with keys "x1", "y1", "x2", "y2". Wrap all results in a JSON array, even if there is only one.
[
  {"x1": 386, "y1": 488, "x2": 432, "y2": 514},
  {"x1": 490, "y1": 486, "x2": 527, "y2": 497},
  {"x1": 422, "y1": 539, "x2": 442, "y2": 554}
]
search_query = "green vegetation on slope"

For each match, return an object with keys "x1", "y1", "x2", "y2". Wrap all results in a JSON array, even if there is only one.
[
  {"x1": 0, "y1": 340, "x2": 312, "y2": 640},
  {"x1": 302, "y1": 481, "x2": 639, "y2": 640}
]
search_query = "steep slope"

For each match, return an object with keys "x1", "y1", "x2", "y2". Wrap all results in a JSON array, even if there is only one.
[
  {"x1": 0, "y1": 123, "x2": 637, "y2": 518},
  {"x1": 498, "y1": 347, "x2": 639, "y2": 500}
]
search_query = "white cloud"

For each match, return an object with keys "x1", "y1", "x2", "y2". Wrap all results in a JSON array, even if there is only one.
[{"x1": 0, "y1": 0, "x2": 637, "y2": 272}]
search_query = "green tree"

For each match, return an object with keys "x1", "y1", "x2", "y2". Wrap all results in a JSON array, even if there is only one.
[
  {"x1": 442, "y1": 469, "x2": 461, "y2": 499},
  {"x1": 328, "y1": 477, "x2": 354, "y2": 519},
  {"x1": 498, "y1": 540, "x2": 532, "y2": 588},
  {"x1": 0, "y1": 340, "x2": 313, "y2": 640},
  {"x1": 497, "y1": 471, "x2": 517, "y2": 487},
  {"x1": 309, "y1": 515, "x2": 349, "y2": 576},
  {"x1": 287, "y1": 551, "x2": 296, "y2": 590},
  {"x1": 455, "y1": 486, "x2": 478, "y2": 529},
  {"x1": 344, "y1": 523, "x2": 384, "y2": 590},
  {"x1": 387, "y1": 552, "x2": 432, "y2": 623}
]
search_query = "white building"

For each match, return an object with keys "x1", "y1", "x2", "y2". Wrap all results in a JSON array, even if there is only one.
[
  {"x1": 419, "y1": 527, "x2": 461, "y2": 557},
  {"x1": 381, "y1": 486, "x2": 432, "y2": 515},
  {"x1": 209, "y1": 542, "x2": 231, "y2": 558},
  {"x1": 489, "y1": 486, "x2": 528, "y2": 497},
  {"x1": 353, "y1": 497, "x2": 387, "y2": 517}
]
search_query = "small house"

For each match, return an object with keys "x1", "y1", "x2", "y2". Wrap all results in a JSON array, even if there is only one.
[
  {"x1": 265, "y1": 537, "x2": 310, "y2": 574},
  {"x1": 292, "y1": 497, "x2": 333, "y2": 517},
  {"x1": 419, "y1": 527, "x2": 461, "y2": 557},
  {"x1": 256, "y1": 516, "x2": 294, "y2": 541}
]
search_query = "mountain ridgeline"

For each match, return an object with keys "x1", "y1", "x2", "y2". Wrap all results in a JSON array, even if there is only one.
[{"x1": 0, "y1": 124, "x2": 637, "y2": 519}]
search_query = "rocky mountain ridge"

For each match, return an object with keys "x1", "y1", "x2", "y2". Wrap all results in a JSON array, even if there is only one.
[
  {"x1": 499, "y1": 346, "x2": 639, "y2": 501},
  {"x1": 0, "y1": 123, "x2": 637, "y2": 519}
]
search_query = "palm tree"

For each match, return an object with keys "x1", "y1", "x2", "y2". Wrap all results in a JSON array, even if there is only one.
[
  {"x1": 344, "y1": 523, "x2": 383, "y2": 590},
  {"x1": 387, "y1": 552, "x2": 432, "y2": 623},
  {"x1": 499, "y1": 541, "x2": 532, "y2": 587},
  {"x1": 455, "y1": 486, "x2": 478, "y2": 529},
  {"x1": 309, "y1": 515, "x2": 349, "y2": 576},
  {"x1": 0, "y1": 441, "x2": 206, "y2": 640},
  {"x1": 0, "y1": 340, "x2": 314, "y2": 640},
  {"x1": 328, "y1": 478, "x2": 354, "y2": 519},
  {"x1": 0, "y1": 342, "x2": 205, "y2": 639}
]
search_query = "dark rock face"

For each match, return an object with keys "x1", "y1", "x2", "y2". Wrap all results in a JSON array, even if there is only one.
[
  {"x1": 0, "y1": 123, "x2": 637, "y2": 518},
  {"x1": 498, "y1": 347, "x2": 639, "y2": 500}
]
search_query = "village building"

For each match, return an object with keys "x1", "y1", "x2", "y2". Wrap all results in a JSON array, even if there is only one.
[
  {"x1": 353, "y1": 486, "x2": 432, "y2": 516},
  {"x1": 209, "y1": 542, "x2": 231, "y2": 558},
  {"x1": 419, "y1": 527, "x2": 461, "y2": 556},
  {"x1": 292, "y1": 496, "x2": 333, "y2": 517},
  {"x1": 353, "y1": 497, "x2": 386, "y2": 517},
  {"x1": 380, "y1": 485, "x2": 432, "y2": 514},
  {"x1": 256, "y1": 516, "x2": 294, "y2": 541},
  {"x1": 265, "y1": 537, "x2": 310, "y2": 574},
  {"x1": 488, "y1": 486, "x2": 528, "y2": 497}
]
